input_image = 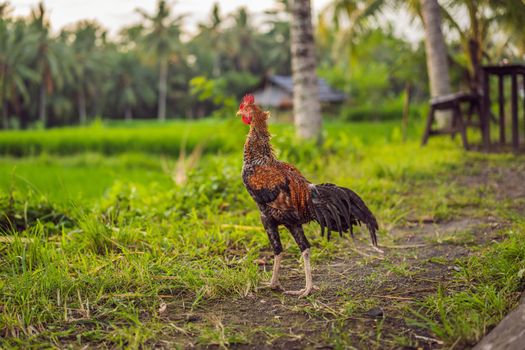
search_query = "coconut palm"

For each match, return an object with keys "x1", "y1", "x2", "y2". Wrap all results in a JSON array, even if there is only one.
[
  {"x1": 263, "y1": 0, "x2": 292, "y2": 75},
  {"x1": 318, "y1": 0, "x2": 385, "y2": 66},
  {"x1": 439, "y1": 0, "x2": 525, "y2": 92},
  {"x1": 490, "y1": 0, "x2": 525, "y2": 57},
  {"x1": 290, "y1": 0, "x2": 322, "y2": 141},
  {"x1": 63, "y1": 21, "x2": 106, "y2": 124},
  {"x1": 194, "y1": 3, "x2": 224, "y2": 77},
  {"x1": 0, "y1": 15, "x2": 39, "y2": 129},
  {"x1": 30, "y1": 2, "x2": 65, "y2": 127},
  {"x1": 118, "y1": 24, "x2": 145, "y2": 51},
  {"x1": 137, "y1": 0, "x2": 184, "y2": 121},
  {"x1": 419, "y1": 0, "x2": 452, "y2": 127},
  {"x1": 221, "y1": 7, "x2": 265, "y2": 73},
  {"x1": 110, "y1": 51, "x2": 156, "y2": 121}
]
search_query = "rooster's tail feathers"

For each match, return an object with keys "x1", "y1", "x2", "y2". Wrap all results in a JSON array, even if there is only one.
[{"x1": 311, "y1": 183, "x2": 378, "y2": 246}]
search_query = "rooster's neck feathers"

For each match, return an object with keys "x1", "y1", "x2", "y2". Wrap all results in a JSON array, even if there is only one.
[{"x1": 244, "y1": 109, "x2": 275, "y2": 165}]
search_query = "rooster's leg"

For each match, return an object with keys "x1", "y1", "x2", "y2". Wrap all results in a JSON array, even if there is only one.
[
  {"x1": 262, "y1": 214, "x2": 283, "y2": 290},
  {"x1": 269, "y1": 253, "x2": 282, "y2": 289},
  {"x1": 283, "y1": 248, "x2": 315, "y2": 297},
  {"x1": 283, "y1": 224, "x2": 316, "y2": 298}
]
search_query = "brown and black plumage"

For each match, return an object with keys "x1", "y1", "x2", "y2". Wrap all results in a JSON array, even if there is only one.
[{"x1": 237, "y1": 95, "x2": 379, "y2": 297}]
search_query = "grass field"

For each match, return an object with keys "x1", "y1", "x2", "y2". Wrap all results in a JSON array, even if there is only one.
[
  {"x1": 0, "y1": 119, "x2": 412, "y2": 157},
  {"x1": 1, "y1": 119, "x2": 524, "y2": 348}
]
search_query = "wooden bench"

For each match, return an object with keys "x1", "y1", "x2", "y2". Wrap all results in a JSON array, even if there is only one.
[{"x1": 421, "y1": 92, "x2": 479, "y2": 150}]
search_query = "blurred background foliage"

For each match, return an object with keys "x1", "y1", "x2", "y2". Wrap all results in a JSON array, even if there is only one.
[{"x1": 0, "y1": 0, "x2": 524, "y2": 128}]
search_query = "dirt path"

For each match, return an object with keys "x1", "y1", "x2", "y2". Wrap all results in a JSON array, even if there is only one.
[{"x1": 160, "y1": 160, "x2": 524, "y2": 349}]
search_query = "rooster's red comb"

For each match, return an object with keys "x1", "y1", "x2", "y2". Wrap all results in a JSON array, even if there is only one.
[{"x1": 243, "y1": 94, "x2": 255, "y2": 105}]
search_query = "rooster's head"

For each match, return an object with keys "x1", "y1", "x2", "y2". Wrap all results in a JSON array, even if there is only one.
[{"x1": 237, "y1": 94, "x2": 264, "y2": 125}]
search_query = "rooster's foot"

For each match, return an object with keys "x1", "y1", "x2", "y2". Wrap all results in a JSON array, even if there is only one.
[
  {"x1": 261, "y1": 281, "x2": 283, "y2": 291},
  {"x1": 284, "y1": 285, "x2": 318, "y2": 298}
]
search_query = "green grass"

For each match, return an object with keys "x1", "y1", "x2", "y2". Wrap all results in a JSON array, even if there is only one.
[
  {"x1": 0, "y1": 118, "x2": 523, "y2": 348},
  {"x1": 0, "y1": 119, "x2": 242, "y2": 157},
  {"x1": 0, "y1": 119, "x2": 417, "y2": 157},
  {"x1": 413, "y1": 220, "x2": 525, "y2": 347},
  {"x1": 0, "y1": 153, "x2": 173, "y2": 204}
]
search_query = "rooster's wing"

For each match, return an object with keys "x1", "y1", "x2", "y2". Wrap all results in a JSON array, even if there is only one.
[{"x1": 246, "y1": 162, "x2": 311, "y2": 218}]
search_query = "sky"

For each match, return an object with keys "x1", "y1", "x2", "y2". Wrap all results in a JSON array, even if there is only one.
[
  {"x1": 9, "y1": 0, "x2": 422, "y2": 43},
  {"x1": 10, "y1": 0, "x2": 333, "y2": 35}
]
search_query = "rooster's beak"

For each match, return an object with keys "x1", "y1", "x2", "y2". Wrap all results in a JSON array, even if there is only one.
[{"x1": 236, "y1": 111, "x2": 242, "y2": 117}]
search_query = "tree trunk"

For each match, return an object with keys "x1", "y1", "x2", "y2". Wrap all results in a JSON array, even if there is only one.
[
  {"x1": 19, "y1": 107, "x2": 29, "y2": 129},
  {"x1": 0, "y1": 92, "x2": 7, "y2": 130},
  {"x1": 157, "y1": 57, "x2": 168, "y2": 121},
  {"x1": 290, "y1": 0, "x2": 322, "y2": 141},
  {"x1": 125, "y1": 106, "x2": 133, "y2": 122},
  {"x1": 39, "y1": 84, "x2": 47, "y2": 128},
  {"x1": 78, "y1": 89, "x2": 87, "y2": 125},
  {"x1": 420, "y1": 0, "x2": 452, "y2": 128},
  {"x1": 212, "y1": 56, "x2": 221, "y2": 78},
  {"x1": 468, "y1": 38, "x2": 482, "y2": 94},
  {"x1": 1, "y1": 102, "x2": 8, "y2": 129},
  {"x1": 0, "y1": 70, "x2": 8, "y2": 129}
]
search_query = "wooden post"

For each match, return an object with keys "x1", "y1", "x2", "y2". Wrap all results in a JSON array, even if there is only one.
[
  {"x1": 402, "y1": 82, "x2": 411, "y2": 142},
  {"x1": 421, "y1": 106, "x2": 435, "y2": 146},
  {"x1": 453, "y1": 104, "x2": 469, "y2": 150},
  {"x1": 511, "y1": 73, "x2": 519, "y2": 150},
  {"x1": 498, "y1": 75, "x2": 505, "y2": 144},
  {"x1": 481, "y1": 69, "x2": 491, "y2": 150}
]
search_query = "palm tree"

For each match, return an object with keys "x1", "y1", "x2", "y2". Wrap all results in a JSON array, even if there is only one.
[
  {"x1": 263, "y1": 0, "x2": 292, "y2": 75},
  {"x1": 46, "y1": 31, "x2": 77, "y2": 124},
  {"x1": 318, "y1": 0, "x2": 385, "y2": 66},
  {"x1": 420, "y1": 0, "x2": 452, "y2": 127},
  {"x1": 195, "y1": 3, "x2": 224, "y2": 77},
  {"x1": 490, "y1": 0, "x2": 525, "y2": 57},
  {"x1": 290, "y1": 0, "x2": 322, "y2": 141},
  {"x1": 0, "y1": 4, "x2": 11, "y2": 129},
  {"x1": 64, "y1": 21, "x2": 106, "y2": 124},
  {"x1": 0, "y1": 16, "x2": 39, "y2": 129},
  {"x1": 221, "y1": 7, "x2": 265, "y2": 73},
  {"x1": 110, "y1": 51, "x2": 155, "y2": 121},
  {"x1": 439, "y1": 0, "x2": 525, "y2": 92},
  {"x1": 118, "y1": 24, "x2": 145, "y2": 51},
  {"x1": 137, "y1": 0, "x2": 184, "y2": 121},
  {"x1": 30, "y1": 2, "x2": 62, "y2": 128}
]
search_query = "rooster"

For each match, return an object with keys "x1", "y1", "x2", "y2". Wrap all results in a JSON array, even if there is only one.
[{"x1": 237, "y1": 95, "x2": 379, "y2": 297}]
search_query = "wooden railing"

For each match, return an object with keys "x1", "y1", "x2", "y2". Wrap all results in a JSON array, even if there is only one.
[{"x1": 481, "y1": 64, "x2": 525, "y2": 151}]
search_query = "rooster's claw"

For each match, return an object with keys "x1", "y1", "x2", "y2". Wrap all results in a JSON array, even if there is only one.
[
  {"x1": 284, "y1": 285, "x2": 318, "y2": 298},
  {"x1": 260, "y1": 282, "x2": 283, "y2": 291}
]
